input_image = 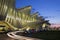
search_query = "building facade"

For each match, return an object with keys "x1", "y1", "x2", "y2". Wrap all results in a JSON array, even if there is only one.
[{"x1": 0, "y1": 0, "x2": 50, "y2": 31}]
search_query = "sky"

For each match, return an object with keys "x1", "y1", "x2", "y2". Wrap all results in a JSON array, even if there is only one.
[{"x1": 15, "y1": 0, "x2": 60, "y2": 24}]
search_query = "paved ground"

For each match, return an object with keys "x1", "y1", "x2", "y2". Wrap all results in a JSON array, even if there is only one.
[
  {"x1": 1, "y1": 30, "x2": 59, "y2": 40},
  {"x1": 0, "y1": 34, "x2": 14, "y2": 40},
  {"x1": 7, "y1": 31, "x2": 42, "y2": 40},
  {"x1": 0, "y1": 32, "x2": 42, "y2": 40}
]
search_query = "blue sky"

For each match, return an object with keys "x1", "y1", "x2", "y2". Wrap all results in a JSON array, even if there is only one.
[{"x1": 16, "y1": 0, "x2": 60, "y2": 24}]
